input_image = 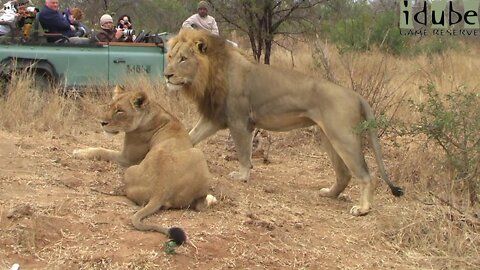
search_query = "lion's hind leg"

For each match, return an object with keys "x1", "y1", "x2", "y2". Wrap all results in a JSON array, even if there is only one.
[
  {"x1": 131, "y1": 198, "x2": 187, "y2": 245},
  {"x1": 316, "y1": 123, "x2": 374, "y2": 216},
  {"x1": 329, "y1": 137, "x2": 374, "y2": 216}
]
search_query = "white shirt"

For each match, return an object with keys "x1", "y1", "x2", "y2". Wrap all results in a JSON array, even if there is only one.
[{"x1": 182, "y1": 14, "x2": 219, "y2": 35}]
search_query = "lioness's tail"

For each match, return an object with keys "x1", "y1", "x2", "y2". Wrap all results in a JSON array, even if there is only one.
[
  {"x1": 360, "y1": 98, "x2": 404, "y2": 197},
  {"x1": 131, "y1": 199, "x2": 187, "y2": 246}
]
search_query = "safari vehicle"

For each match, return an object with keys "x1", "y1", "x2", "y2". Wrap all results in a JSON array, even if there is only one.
[{"x1": 0, "y1": 16, "x2": 169, "y2": 91}]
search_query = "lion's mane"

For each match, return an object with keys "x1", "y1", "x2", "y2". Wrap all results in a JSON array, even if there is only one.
[{"x1": 168, "y1": 29, "x2": 231, "y2": 124}]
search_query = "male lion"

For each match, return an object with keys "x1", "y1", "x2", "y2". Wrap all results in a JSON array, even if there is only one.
[
  {"x1": 73, "y1": 86, "x2": 216, "y2": 245},
  {"x1": 164, "y1": 28, "x2": 403, "y2": 216}
]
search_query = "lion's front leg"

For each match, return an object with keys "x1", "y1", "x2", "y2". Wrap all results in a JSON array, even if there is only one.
[
  {"x1": 72, "y1": 147, "x2": 123, "y2": 164},
  {"x1": 229, "y1": 126, "x2": 254, "y2": 182},
  {"x1": 189, "y1": 116, "x2": 222, "y2": 145}
]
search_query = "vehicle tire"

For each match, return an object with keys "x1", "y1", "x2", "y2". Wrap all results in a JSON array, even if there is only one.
[
  {"x1": 33, "y1": 70, "x2": 54, "y2": 91},
  {"x1": 0, "y1": 74, "x2": 10, "y2": 97}
]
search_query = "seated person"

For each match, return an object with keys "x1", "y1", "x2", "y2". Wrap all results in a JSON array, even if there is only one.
[
  {"x1": 182, "y1": 1, "x2": 219, "y2": 35},
  {"x1": 115, "y1": 14, "x2": 135, "y2": 42},
  {"x1": 38, "y1": 0, "x2": 74, "y2": 42},
  {"x1": 93, "y1": 14, "x2": 123, "y2": 42},
  {"x1": 21, "y1": 6, "x2": 39, "y2": 39},
  {"x1": 64, "y1": 7, "x2": 88, "y2": 37},
  {"x1": 117, "y1": 14, "x2": 137, "y2": 42},
  {"x1": 0, "y1": 0, "x2": 29, "y2": 36}
]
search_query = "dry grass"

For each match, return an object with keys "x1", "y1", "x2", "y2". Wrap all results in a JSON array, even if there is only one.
[
  {"x1": 270, "y1": 42, "x2": 480, "y2": 269},
  {"x1": 0, "y1": 72, "x2": 76, "y2": 133},
  {"x1": 0, "y1": 42, "x2": 479, "y2": 269}
]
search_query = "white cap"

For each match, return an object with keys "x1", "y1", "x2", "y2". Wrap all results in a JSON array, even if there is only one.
[{"x1": 100, "y1": 14, "x2": 113, "y2": 26}]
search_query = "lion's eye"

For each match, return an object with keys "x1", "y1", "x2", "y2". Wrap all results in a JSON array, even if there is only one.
[
  {"x1": 179, "y1": 56, "x2": 187, "y2": 63},
  {"x1": 115, "y1": 109, "x2": 124, "y2": 115}
]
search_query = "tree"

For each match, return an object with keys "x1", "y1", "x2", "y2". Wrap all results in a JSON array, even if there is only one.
[{"x1": 207, "y1": 0, "x2": 326, "y2": 64}]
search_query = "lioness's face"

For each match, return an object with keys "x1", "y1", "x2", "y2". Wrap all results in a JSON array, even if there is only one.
[
  {"x1": 164, "y1": 41, "x2": 202, "y2": 92},
  {"x1": 99, "y1": 91, "x2": 148, "y2": 135}
]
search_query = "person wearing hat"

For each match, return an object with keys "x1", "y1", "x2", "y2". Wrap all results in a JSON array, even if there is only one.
[
  {"x1": 182, "y1": 0, "x2": 219, "y2": 35},
  {"x1": 38, "y1": 0, "x2": 75, "y2": 42},
  {"x1": 93, "y1": 14, "x2": 123, "y2": 42}
]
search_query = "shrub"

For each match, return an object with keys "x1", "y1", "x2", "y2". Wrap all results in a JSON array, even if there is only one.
[
  {"x1": 407, "y1": 83, "x2": 480, "y2": 205},
  {"x1": 324, "y1": 7, "x2": 408, "y2": 55}
]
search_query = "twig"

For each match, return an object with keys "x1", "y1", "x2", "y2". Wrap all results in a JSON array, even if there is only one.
[
  {"x1": 186, "y1": 239, "x2": 199, "y2": 254},
  {"x1": 429, "y1": 191, "x2": 464, "y2": 215},
  {"x1": 90, "y1": 187, "x2": 123, "y2": 196}
]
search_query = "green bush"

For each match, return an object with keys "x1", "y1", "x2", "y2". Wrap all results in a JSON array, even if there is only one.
[
  {"x1": 324, "y1": 7, "x2": 408, "y2": 55},
  {"x1": 320, "y1": 2, "x2": 459, "y2": 56},
  {"x1": 407, "y1": 83, "x2": 480, "y2": 204}
]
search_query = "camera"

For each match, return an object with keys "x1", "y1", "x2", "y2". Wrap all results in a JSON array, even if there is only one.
[
  {"x1": 122, "y1": 29, "x2": 135, "y2": 37},
  {"x1": 74, "y1": 26, "x2": 86, "y2": 37}
]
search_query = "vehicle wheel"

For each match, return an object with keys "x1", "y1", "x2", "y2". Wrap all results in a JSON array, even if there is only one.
[
  {"x1": 33, "y1": 70, "x2": 54, "y2": 91},
  {"x1": 0, "y1": 74, "x2": 9, "y2": 97}
]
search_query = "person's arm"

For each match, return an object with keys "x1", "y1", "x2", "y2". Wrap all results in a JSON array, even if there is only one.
[
  {"x1": 182, "y1": 14, "x2": 196, "y2": 29},
  {"x1": 210, "y1": 17, "x2": 219, "y2": 35},
  {"x1": 95, "y1": 30, "x2": 109, "y2": 42},
  {"x1": 113, "y1": 29, "x2": 123, "y2": 41},
  {"x1": 54, "y1": 13, "x2": 71, "y2": 31},
  {"x1": 16, "y1": 16, "x2": 26, "y2": 28}
]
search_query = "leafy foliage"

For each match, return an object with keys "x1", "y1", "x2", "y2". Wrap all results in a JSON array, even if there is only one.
[
  {"x1": 320, "y1": 1, "x2": 407, "y2": 55},
  {"x1": 208, "y1": 0, "x2": 324, "y2": 63},
  {"x1": 164, "y1": 240, "x2": 178, "y2": 255},
  {"x1": 319, "y1": 0, "x2": 458, "y2": 56},
  {"x1": 407, "y1": 84, "x2": 480, "y2": 204}
]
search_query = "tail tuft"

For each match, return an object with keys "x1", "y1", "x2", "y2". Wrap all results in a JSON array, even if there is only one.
[
  {"x1": 168, "y1": 227, "x2": 187, "y2": 246},
  {"x1": 391, "y1": 186, "x2": 405, "y2": 197}
]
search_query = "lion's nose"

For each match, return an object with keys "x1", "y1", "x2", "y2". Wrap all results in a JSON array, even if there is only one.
[
  {"x1": 100, "y1": 121, "x2": 108, "y2": 127},
  {"x1": 164, "y1": 73, "x2": 173, "y2": 81}
]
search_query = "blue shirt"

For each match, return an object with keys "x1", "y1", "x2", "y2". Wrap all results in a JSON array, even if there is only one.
[{"x1": 38, "y1": 5, "x2": 73, "y2": 42}]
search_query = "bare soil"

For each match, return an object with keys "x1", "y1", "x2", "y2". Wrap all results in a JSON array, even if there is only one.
[{"x1": 0, "y1": 128, "x2": 448, "y2": 269}]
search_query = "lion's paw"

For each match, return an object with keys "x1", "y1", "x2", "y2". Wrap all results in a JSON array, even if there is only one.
[
  {"x1": 319, "y1": 188, "x2": 336, "y2": 197},
  {"x1": 72, "y1": 148, "x2": 91, "y2": 159},
  {"x1": 206, "y1": 194, "x2": 217, "y2": 207},
  {"x1": 228, "y1": 171, "x2": 250, "y2": 182},
  {"x1": 350, "y1": 205, "x2": 370, "y2": 216}
]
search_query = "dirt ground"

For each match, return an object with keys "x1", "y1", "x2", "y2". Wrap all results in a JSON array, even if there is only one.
[{"x1": 0, "y1": 127, "x2": 441, "y2": 269}]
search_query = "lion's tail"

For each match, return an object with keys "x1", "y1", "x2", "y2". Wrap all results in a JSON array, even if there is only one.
[
  {"x1": 131, "y1": 199, "x2": 187, "y2": 246},
  {"x1": 361, "y1": 98, "x2": 404, "y2": 197}
]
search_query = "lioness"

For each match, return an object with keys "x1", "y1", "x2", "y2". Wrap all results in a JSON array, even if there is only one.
[
  {"x1": 73, "y1": 86, "x2": 216, "y2": 245},
  {"x1": 164, "y1": 29, "x2": 403, "y2": 216}
]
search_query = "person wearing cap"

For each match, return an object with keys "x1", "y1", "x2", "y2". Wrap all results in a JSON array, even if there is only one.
[
  {"x1": 182, "y1": 1, "x2": 219, "y2": 35},
  {"x1": 93, "y1": 14, "x2": 123, "y2": 42},
  {"x1": 38, "y1": 0, "x2": 76, "y2": 42}
]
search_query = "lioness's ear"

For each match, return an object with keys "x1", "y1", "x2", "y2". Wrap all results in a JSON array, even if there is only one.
[
  {"x1": 113, "y1": 85, "x2": 126, "y2": 99},
  {"x1": 196, "y1": 39, "x2": 207, "y2": 54},
  {"x1": 132, "y1": 91, "x2": 149, "y2": 109}
]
